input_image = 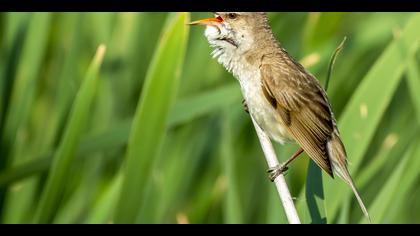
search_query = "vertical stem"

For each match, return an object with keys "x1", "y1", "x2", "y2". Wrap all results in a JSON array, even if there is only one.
[{"x1": 251, "y1": 117, "x2": 301, "y2": 224}]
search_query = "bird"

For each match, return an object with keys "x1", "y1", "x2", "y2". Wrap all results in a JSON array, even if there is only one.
[{"x1": 189, "y1": 12, "x2": 370, "y2": 220}]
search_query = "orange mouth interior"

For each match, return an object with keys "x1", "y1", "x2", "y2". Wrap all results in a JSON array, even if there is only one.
[{"x1": 189, "y1": 16, "x2": 224, "y2": 26}]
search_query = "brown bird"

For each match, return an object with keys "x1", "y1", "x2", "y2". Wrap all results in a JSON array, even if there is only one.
[{"x1": 190, "y1": 12, "x2": 370, "y2": 220}]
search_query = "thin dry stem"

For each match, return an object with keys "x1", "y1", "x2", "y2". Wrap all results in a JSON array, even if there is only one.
[{"x1": 251, "y1": 117, "x2": 301, "y2": 224}]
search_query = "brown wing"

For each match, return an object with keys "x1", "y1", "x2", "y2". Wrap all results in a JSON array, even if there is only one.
[{"x1": 260, "y1": 54, "x2": 335, "y2": 177}]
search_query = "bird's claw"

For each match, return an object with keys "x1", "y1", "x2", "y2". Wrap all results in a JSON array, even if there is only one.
[
  {"x1": 267, "y1": 164, "x2": 289, "y2": 182},
  {"x1": 242, "y1": 99, "x2": 249, "y2": 114}
]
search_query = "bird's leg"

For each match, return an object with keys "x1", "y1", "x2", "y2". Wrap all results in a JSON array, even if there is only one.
[
  {"x1": 242, "y1": 99, "x2": 249, "y2": 114},
  {"x1": 267, "y1": 148, "x2": 304, "y2": 182}
]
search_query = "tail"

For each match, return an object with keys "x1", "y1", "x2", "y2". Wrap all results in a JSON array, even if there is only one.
[
  {"x1": 327, "y1": 132, "x2": 371, "y2": 222},
  {"x1": 335, "y1": 165, "x2": 371, "y2": 222}
]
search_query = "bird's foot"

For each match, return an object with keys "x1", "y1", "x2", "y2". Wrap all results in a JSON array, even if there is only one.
[
  {"x1": 242, "y1": 99, "x2": 249, "y2": 114},
  {"x1": 267, "y1": 164, "x2": 289, "y2": 182}
]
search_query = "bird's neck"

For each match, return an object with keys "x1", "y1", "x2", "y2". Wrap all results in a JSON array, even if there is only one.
[{"x1": 215, "y1": 31, "x2": 282, "y2": 79}]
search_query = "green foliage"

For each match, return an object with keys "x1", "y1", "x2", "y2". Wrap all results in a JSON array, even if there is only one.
[
  {"x1": 35, "y1": 45, "x2": 107, "y2": 223},
  {"x1": 0, "y1": 12, "x2": 419, "y2": 224},
  {"x1": 114, "y1": 12, "x2": 189, "y2": 223}
]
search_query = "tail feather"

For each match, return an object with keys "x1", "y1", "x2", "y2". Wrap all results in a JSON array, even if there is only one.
[
  {"x1": 346, "y1": 173, "x2": 371, "y2": 222},
  {"x1": 333, "y1": 161, "x2": 371, "y2": 222},
  {"x1": 327, "y1": 132, "x2": 371, "y2": 222}
]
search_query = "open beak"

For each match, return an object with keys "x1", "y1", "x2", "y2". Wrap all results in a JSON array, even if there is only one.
[{"x1": 188, "y1": 15, "x2": 224, "y2": 26}]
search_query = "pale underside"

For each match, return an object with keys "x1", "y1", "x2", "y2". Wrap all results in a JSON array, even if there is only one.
[{"x1": 239, "y1": 66, "x2": 295, "y2": 145}]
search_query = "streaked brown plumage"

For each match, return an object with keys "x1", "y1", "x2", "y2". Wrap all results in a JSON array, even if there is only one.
[
  {"x1": 190, "y1": 12, "x2": 370, "y2": 220},
  {"x1": 260, "y1": 52, "x2": 335, "y2": 176}
]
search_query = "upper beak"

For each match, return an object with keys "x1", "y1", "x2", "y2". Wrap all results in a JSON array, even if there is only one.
[{"x1": 188, "y1": 15, "x2": 224, "y2": 26}]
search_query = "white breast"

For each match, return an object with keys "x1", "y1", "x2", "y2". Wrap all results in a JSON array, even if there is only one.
[{"x1": 236, "y1": 66, "x2": 293, "y2": 145}]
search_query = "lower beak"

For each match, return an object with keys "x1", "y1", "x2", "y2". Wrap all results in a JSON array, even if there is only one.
[{"x1": 188, "y1": 16, "x2": 224, "y2": 26}]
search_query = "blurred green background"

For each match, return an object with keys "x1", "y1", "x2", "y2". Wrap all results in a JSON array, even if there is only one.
[{"x1": 0, "y1": 12, "x2": 419, "y2": 224}]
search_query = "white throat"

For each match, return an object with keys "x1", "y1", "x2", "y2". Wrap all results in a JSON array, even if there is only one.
[{"x1": 204, "y1": 25, "x2": 254, "y2": 79}]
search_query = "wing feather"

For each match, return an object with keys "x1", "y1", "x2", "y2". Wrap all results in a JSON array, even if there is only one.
[{"x1": 260, "y1": 54, "x2": 335, "y2": 176}]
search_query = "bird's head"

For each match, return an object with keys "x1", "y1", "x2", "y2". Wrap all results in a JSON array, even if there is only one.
[{"x1": 189, "y1": 12, "x2": 270, "y2": 54}]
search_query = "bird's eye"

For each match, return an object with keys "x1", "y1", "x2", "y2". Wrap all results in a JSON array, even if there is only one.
[{"x1": 227, "y1": 13, "x2": 238, "y2": 19}]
